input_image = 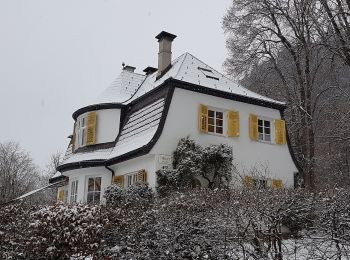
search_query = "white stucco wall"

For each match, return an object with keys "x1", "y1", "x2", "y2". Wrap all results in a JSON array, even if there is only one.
[
  {"x1": 64, "y1": 166, "x2": 112, "y2": 203},
  {"x1": 95, "y1": 109, "x2": 121, "y2": 143},
  {"x1": 151, "y1": 88, "x2": 298, "y2": 187},
  {"x1": 109, "y1": 154, "x2": 157, "y2": 188}
]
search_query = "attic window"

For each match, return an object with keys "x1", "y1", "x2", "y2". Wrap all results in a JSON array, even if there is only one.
[
  {"x1": 197, "y1": 67, "x2": 219, "y2": 81},
  {"x1": 198, "y1": 67, "x2": 213, "y2": 73}
]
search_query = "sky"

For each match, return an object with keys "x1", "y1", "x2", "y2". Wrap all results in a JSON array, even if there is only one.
[{"x1": 0, "y1": 0, "x2": 232, "y2": 169}]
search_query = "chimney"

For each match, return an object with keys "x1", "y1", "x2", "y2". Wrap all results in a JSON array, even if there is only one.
[
  {"x1": 155, "y1": 31, "x2": 177, "y2": 78},
  {"x1": 123, "y1": 65, "x2": 136, "y2": 73},
  {"x1": 143, "y1": 66, "x2": 158, "y2": 76}
]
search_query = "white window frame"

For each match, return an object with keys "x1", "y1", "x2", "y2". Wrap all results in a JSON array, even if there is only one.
[
  {"x1": 125, "y1": 171, "x2": 138, "y2": 187},
  {"x1": 75, "y1": 114, "x2": 87, "y2": 149},
  {"x1": 85, "y1": 176, "x2": 102, "y2": 204},
  {"x1": 258, "y1": 117, "x2": 272, "y2": 143},
  {"x1": 70, "y1": 179, "x2": 78, "y2": 204},
  {"x1": 207, "y1": 107, "x2": 225, "y2": 136}
]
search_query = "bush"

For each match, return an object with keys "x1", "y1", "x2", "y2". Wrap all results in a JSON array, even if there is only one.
[
  {"x1": 25, "y1": 203, "x2": 108, "y2": 259},
  {"x1": 157, "y1": 137, "x2": 233, "y2": 193},
  {"x1": 104, "y1": 183, "x2": 154, "y2": 209}
]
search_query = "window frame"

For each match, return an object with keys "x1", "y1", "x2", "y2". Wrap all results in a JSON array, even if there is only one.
[
  {"x1": 75, "y1": 114, "x2": 88, "y2": 149},
  {"x1": 70, "y1": 179, "x2": 78, "y2": 204},
  {"x1": 207, "y1": 107, "x2": 226, "y2": 136},
  {"x1": 257, "y1": 117, "x2": 272, "y2": 143},
  {"x1": 85, "y1": 176, "x2": 102, "y2": 204},
  {"x1": 125, "y1": 171, "x2": 138, "y2": 188}
]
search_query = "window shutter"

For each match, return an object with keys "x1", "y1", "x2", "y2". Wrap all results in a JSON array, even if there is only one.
[
  {"x1": 86, "y1": 111, "x2": 97, "y2": 145},
  {"x1": 137, "y1": 169, "x2": 147, "y2": 183},
  {"x1": 113, "y1": 175, "x2": 124, "y2": 188},
  {"x1": 272, "y1": 179, "x2": 283, "y2": 189},
  {"x1": 198, "y1": 104, "x2": 208, "y2": 133},
  {"x1": 72, "y1": 122, "x2": 76, "y2": 152},
  {"x1": 228, "y1": 111, "x2": 240, "y2": 137},
  {"x1": 275, "y1": 119, "x2": 286, "y2": 145},
  {"x1": 249, "y1": 114, "x2": 258, "y2": 141},
  {"x1": 58, "y1": 190, "x2": 64, "y2": 202},
  {"x1": 244, "y1": 176, "x2": 253, "y2": 187}
]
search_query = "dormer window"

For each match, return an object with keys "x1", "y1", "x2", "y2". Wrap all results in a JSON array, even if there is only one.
[{"x1": 73, "y1": 111, "x2": 97, "y2": 150}]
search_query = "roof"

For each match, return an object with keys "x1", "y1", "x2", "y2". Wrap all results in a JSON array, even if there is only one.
[
  {"x1": 78, "y1": 52, "x2": 283, "y2": 110},
  {"x1": 56, "y1": 52, "x2": 285, "y2": 173},
  {"x1": 57, "y1": 96, "x2": 169, "y2": 171},
  {"x1": 126, "y1": 53, "x2": 284, "y2": 105}
]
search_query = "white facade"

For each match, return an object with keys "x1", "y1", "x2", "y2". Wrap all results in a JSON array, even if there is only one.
[{"x1": 152, "y1": 88, "x2": 298, "y2": 187}]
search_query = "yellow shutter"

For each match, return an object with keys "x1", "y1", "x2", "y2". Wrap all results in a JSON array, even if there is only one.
[
  {"x1": 249, "y1": 114, "x2": 258, "y2": 141},
  {"x1": 72, "y1": 122, "x2": 76, "y2": 152},
  {"x1": 228, "y1": 111, "x2": 240, "y2": 137},
  {"x1": 58, "y1": 190, "x2": 64, "y2": 202},
  {"x1": 275, "y1": 119, "x2": 286, "y2": 145},
  {"x1": 86, "y1": 111, "x2": 97, "y2": 145},
  {"x1": 137, "y1": 169, "x2": 147, "y2": 183},
  {"x1": 113, "y1": 175, "x2": 124, "y2": 188},
  {"x1": 198, "y1": 104, "x2": 208, "y2": 133},
  {"x1": 244, "y1": 176, "x2": 253, "y2": 187},
  {"x1": 272, "y1": 179, "x2": 283, "y2": 189}
]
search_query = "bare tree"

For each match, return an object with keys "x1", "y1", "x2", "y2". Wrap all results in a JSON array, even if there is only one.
[
  {"x1": 0, "y1": 141, "x2": 40, "y2": 203},
  {"x1": 223, "y1": 0, "x2": 350, "y2": 189},
  {"x1": 316, "y1": 0, "x2": 350, "y2": 66}
]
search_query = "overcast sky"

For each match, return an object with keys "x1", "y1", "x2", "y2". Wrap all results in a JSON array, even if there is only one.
[{"x1": 0, "y1": 0, "x2": 232, "y2": 169}]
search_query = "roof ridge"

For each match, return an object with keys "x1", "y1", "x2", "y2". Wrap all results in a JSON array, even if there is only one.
[{"x1": 174, "y1": 52, "x2": 189, "y2": 79}]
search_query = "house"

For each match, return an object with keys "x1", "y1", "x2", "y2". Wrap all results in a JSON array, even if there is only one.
[{"x1": 50, "y1": 31, "x2": 298, "y2": 204}]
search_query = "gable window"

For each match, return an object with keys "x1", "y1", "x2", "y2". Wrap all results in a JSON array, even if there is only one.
[
  {"x1": 258, "y1": 119, "x2": 271, "y2": 142},
  {"x1": 87, "y1": 177, "x2": 101, "y2": 204},
  {"x1": 70, "y1": 180, "x2": 78, "y2": 203},
  {"x1": 208, "y1": 110, "x2": 223, "y2": 134}
]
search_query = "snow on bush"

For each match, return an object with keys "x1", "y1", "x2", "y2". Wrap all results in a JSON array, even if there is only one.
[
  {"x1": 104, "y1": 182, "x2": 154, "y2": 209},
  {"x1": 157, "y1": 137, "x2": 233, "y2": 194},
  {"x1": 25, "y1": 203, "x2": 108, "y2": 259}
]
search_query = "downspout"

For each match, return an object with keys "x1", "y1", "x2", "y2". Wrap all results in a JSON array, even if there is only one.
[{"x1": 105, "y1": 165, "x2": 115, "y2": 183}]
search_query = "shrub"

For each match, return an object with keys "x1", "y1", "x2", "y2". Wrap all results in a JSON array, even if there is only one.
[
  {"x1": 25, "y1": 203, "x2": 108, "y2": 259},
  {"x1": 104, "y1": 183, "x2": 154, "y2": 209},
  {"x1": 157, "y1": 137, "x2": 234, "y2": 193}
]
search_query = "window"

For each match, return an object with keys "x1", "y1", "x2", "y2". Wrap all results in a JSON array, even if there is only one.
[
  {"x1": 253, "y1": 179, "x2": 267, "y2": 189},
  {"x1": 70, "y1": 180, "x2": 78, "y2": 203},
  {"x1": 126, "y1": 172, "x2": 138, "y2": 187},
  {"x1": 87, "y1": 177, "x2": 101, "y2": 204},
  {"x1": 208, "y1": 110, "x2": 223, "y2": 134},
  {"x1": 76, "y1": 114, "x2": 87, "y2": 148},
  {"x1": 258, "y1": 119, "x2": 271, "y2": 142}
]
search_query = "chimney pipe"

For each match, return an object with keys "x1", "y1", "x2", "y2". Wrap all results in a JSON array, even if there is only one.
[
  {"x1": 123, "y1": 65, "x2": 136, "y2": 73},
  {"x1": 155, "y1": 31, "x2": 177, "y2": 79}
]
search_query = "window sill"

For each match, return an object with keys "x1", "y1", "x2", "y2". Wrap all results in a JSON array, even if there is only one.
[{"x1": 206, "y1": 131, "x2": 226, "y2": 138}]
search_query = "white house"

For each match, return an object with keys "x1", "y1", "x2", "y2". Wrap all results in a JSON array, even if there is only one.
[{"x1": 50, "y1": 31, "x2": 299, "y2": 204}]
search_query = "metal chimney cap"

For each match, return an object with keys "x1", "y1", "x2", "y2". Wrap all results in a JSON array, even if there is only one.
[{"x1": 155, "y1": 31, "x2": 177, "y2": 42}]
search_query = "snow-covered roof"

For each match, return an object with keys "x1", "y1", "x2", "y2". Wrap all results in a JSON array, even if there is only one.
[
  {"x1": 80, "y1": 52, "x2": 283, "y2": 108},
  {"x1": 109, "y1": 98, "x2": 165, "y2": 158},
  {"x1": 92, "y1": 70, "x2": 145, "y2": 105},
  {"x1": 125, "y1": 53, "x2": 284, "y2": 105},
  {"x1": 59, "y1": 98, "x2": 165, "y2": 167}
]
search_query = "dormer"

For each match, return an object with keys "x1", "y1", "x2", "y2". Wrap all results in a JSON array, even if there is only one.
[{"x1": 71, "y1": 65, "x2": 146, "y2": 152}]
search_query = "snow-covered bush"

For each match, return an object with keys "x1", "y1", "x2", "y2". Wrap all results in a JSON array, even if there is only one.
[
  {"x1": 104, "y1": 182, "x2": 154, "y2": 209},
  {"x1": 0, "y1": 202, "x2": 35, "y2": 259},
  {"x1": 25, "y1": 203, "x2": 108, "y2": 259},
  {"x1": 157, "y1": 137, "x2": 234, "y2": 193}
]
